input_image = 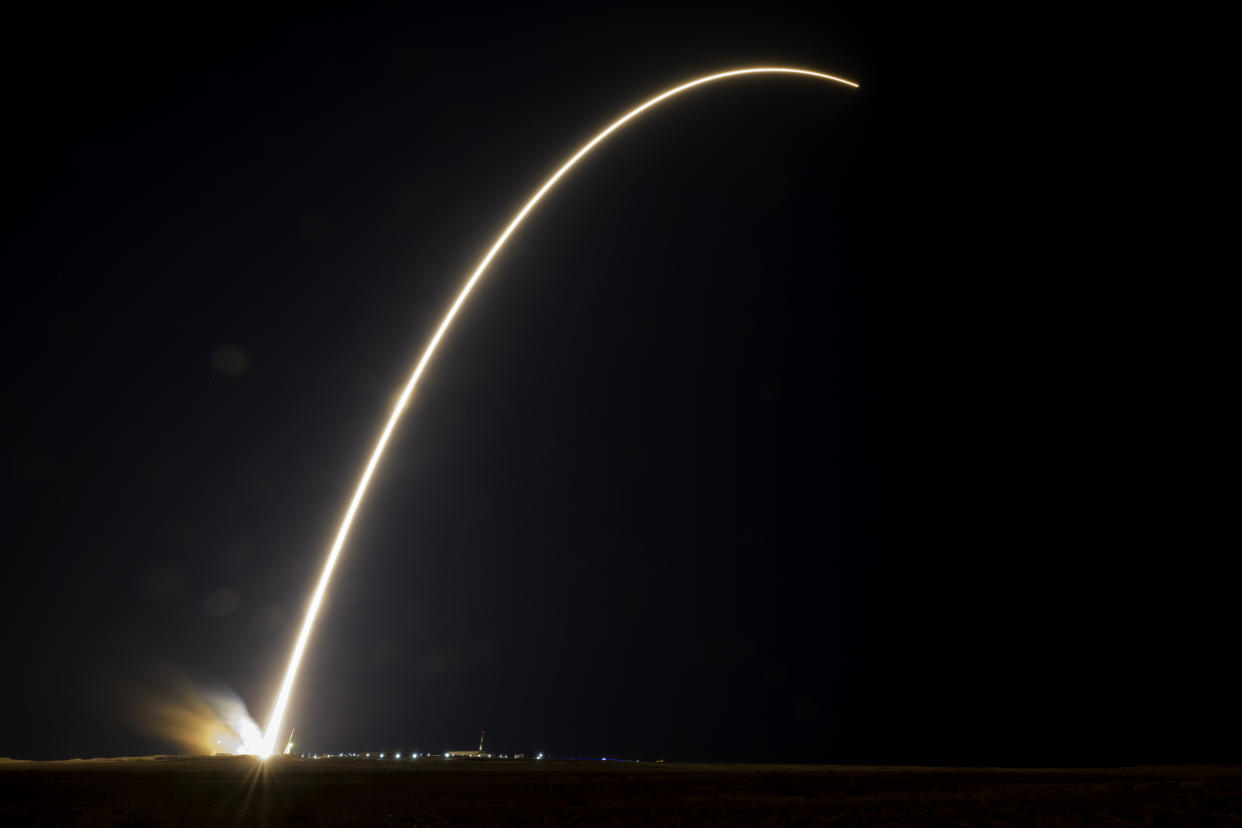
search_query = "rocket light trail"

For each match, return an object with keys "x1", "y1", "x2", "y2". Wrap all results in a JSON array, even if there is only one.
[{"x1": 256, "y1": 66, "x2": 857, "y2": 758}]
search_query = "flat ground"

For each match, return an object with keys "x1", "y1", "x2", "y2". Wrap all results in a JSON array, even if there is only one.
[{"x1": 2, "y1": 756, "x2": 1239, "y2": 826}]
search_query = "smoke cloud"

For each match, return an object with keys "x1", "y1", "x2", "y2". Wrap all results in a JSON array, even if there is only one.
[{"x1": 124, "y1": 670, "x2": 263, "y2": 755}]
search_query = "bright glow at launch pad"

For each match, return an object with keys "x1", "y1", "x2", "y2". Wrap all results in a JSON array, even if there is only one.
[{"x1": 256, "y1": 66, "x2": 857, "y2": 758}]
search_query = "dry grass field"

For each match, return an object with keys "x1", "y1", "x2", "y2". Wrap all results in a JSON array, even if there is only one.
[{"x1": 2, "y1": 755, "x2": 1240, "y2": 826}]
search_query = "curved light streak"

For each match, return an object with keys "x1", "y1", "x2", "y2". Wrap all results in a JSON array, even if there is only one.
[{"x1": 256, "y1": 66, "x2": 858, "y2": 757}]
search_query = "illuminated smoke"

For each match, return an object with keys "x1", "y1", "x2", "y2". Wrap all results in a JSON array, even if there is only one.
[
  {"x1": 257, "y1": 66, "x2": 858, "y2": 758},
  {"x1": 217, "y1": 692, "x2": 265, "y2": 756},
  {"x1": 133, "y1": 675, "x2": 265, "y2": 755}
]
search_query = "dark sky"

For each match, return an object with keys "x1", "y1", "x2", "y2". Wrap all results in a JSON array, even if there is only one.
[{"x1": 3, "y1": 5, "x2": 1231, "y2": 765}]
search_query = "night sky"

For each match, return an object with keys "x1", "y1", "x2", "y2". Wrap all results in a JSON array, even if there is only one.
[{"x1": 3, "y1": 5, "x2": 1232, "y2": 765}]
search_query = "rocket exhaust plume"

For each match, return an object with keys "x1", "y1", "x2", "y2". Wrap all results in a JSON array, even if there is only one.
[
  {"x1": 126, "y1": 671, "x2": 265, "y2": 755},
  {"x1": 257, "y1": 66, "x2": 858, "y2": 758}
]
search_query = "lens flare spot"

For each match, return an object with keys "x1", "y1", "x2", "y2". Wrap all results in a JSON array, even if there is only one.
[{"x1": 204, "y1": 588, "x2": 241, "y2": 617}]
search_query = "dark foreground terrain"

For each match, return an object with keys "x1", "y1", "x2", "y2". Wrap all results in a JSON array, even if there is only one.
[{"x1": 2, "y1": 756, "x2": 1239, "y2": 826}]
